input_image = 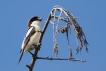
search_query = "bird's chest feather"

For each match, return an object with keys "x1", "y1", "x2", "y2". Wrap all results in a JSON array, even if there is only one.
[
  {"x1": 29, "y1": 32, "x2": 41, "y2": 45},
  {"x1": 24, "y1": 32, "x2": 41, "y2": 52}
]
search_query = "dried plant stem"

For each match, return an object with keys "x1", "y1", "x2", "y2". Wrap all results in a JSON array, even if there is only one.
[{"x1": 37, "y1": 57, "x2": 86, "y2": 62}]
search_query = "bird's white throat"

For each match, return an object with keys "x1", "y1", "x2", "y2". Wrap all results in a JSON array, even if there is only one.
[{"x1": 31, "y1": 21, "x2": 41, "y2": 27}]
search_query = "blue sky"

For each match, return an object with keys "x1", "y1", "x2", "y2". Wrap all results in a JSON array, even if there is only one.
[{"x1": 0, "y1": 0, "x2": 106, "y2": 71}]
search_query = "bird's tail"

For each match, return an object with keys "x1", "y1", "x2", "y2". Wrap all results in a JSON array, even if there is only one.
[{"x1": 17, "y1": 52, "x2": 24, "y2": 65}]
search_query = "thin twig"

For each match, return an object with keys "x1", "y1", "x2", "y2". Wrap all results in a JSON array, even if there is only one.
[
  {"x1": 37, "y1": 57, "x2": 75, "y2": 60},
  {"x1": 36, "y1": 57, "x2": 86, "y2": 62},
  {"x1": 51, "y1": 15, "x2": 70, "y2": 24}
]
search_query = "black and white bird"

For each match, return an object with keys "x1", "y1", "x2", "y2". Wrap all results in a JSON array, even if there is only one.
[{"x1": 18, "y1": 16, "x2": 42, "y2": 64}]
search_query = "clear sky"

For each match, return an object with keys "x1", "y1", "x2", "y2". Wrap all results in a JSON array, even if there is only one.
[{"x1": 0, "y1": 0, "x2": 106, "y2": 71}]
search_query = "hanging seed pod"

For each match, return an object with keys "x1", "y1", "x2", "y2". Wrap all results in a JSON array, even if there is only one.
[
  {"x1": 69, "y1": 47, "x2": 72, "y2": 57},
  {"x1": 76, "y1": 46, "x2": 80, "y2": 54},
  {"x1": 53, "y1": 43, "x2": 58, "y2": 57},
  {"x1": 61, "y1": 26, "x2": 67, "y2": 33}
]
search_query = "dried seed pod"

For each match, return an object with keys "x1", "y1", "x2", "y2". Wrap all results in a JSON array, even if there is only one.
[
  {"x1": 86, "y1": 46, "x2": 88, "y2": 53},
  {"x1": 76, "y1": 46, "x2": 80, "y2": 54},
  {"x1": 69, "y1": 47, "x2": 72, "y2": 57},
  {"x1": 53, "y1": 43, "x2": 58, "y2": 57},
  {"x1": 61, "y1": 26, "x2": 67, "y2": 33}
]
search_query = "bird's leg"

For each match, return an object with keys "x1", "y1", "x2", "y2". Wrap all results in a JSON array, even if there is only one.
[{"x1": 29, "y1": 51, "x2": 34, "y2": 57}]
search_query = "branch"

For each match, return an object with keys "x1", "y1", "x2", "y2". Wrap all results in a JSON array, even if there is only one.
[
  {"x1": 37, "y1": 57, "x2": 86, "y2": 62},
  {"x1": 51, "y1": 15, "x2": 70, "y2": 24},
  {"x1": 37, "y1": 57, "x2": 75, "y2": 60},
  {"x1": 50, "y1": 5, "x2": 88, "y2": 54}
]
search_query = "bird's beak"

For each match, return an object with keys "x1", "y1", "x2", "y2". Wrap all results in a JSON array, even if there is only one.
[{"x1": 39, "y1": 17, "x2": 42, "y2": 21}]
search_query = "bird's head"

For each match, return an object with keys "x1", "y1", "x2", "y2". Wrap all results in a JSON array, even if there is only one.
[{"x1": 28, "y1": 16, "x2": 42, "y2": 29}]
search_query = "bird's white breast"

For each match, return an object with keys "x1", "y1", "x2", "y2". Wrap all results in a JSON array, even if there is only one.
[{"x1": 23, "y1": 25, "x2": 41, "y2": 52}]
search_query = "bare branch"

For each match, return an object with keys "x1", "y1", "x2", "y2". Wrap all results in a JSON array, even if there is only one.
[
  {"x1": 50, "y1": 5, "x2": 88, "y2": 54},
  {"x1": 51, "y1": 15, "x2": 70, "y2": 24},
  {"x1": 37, "y1": 57, "x2": 86, "y2": 62},
  {"x1": 37, "y1": 57, "x2": 75, "y2": 60}
]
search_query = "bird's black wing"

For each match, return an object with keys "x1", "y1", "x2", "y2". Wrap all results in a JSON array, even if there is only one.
[{"x1": 17, "y1": 26, "x2": 35, "y2": 64}]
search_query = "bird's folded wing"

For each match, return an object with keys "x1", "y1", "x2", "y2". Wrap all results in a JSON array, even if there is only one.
[
  {"x1": 18, "y1": 27, "x2": 36, "y2": 64},
  {"x1": 21, "y1": 26, "x2": 36, "y2": 53}
]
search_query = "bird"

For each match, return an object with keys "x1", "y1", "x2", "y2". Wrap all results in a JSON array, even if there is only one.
[{"x1": 17, "y1": 16, "x2": 42, "y2": 64}]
